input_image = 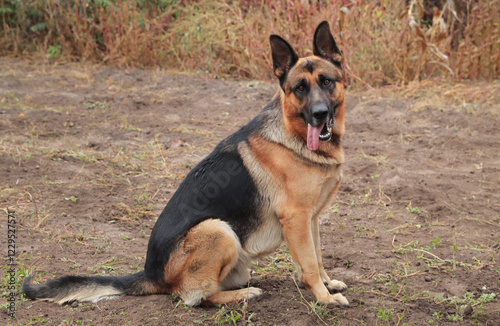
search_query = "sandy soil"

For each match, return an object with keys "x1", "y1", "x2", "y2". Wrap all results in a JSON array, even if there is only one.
[{"x1": 0, "y1": 58, "x2": 499, "y2": 325}]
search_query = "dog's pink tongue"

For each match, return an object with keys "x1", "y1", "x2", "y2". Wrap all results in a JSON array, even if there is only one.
[{"x1": 307, "y1": 123, "x2": 323, "y2": 151}]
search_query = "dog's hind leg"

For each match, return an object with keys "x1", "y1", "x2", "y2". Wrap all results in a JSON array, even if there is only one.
[
  {"x1": 203, "y1": 286, "x2": 262, "y2": 305},
  {"x1": 204, "y1": 251, "x2": 261, "y2": 305},
  {"x1": 167, "y1": 219, "x2": 261, "y2": 306}
]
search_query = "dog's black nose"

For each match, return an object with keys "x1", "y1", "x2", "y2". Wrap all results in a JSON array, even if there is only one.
[{"x1": 311, "y1": 104, "x2": 328, "y2": 121}]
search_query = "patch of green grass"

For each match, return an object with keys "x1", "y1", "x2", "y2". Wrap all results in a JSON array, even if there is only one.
[
  {"x1": 86, "y1": 101, "x2": 109, "y2": 110},
  {"x1": 376, "y1": 305, "x2": 394, "y2": 324},
  {"x1": 423, "y1": 237, "x2": 441, "y2": 251},
  {"x1": 135, "y1": 190, "x2": 155, "y2": 213},
  {"x1": 65, "y1": 195, "x2": 78, "y2": 203},
  {"x1": 309, "y1": 300, "x2": 331, "y2": 318},
  {"x1": 289, "y1": 274, "x2": 334, "y2": 324},
  {"x1": 60, "y1": 257, "x2": 81, "y2": 269},
  {"x1": 88, "y1": 257, "x2": 125, "y2": 275},
  {"x1": 47, "y1": 44, "x2": 62, "y2": 60},
  {"x1": 405, "y1": 202, "x2": 422, "y2": 214},
  {"x1": 354, "y1": 226, "x2": 377, "y2": 238},
  {"x1": 427, "y1": 310, "x2": 444, "y2": 325},
  {"x1": 210, "y1": 302, "x2": 256, "y2": 325},
  {"x1": 253, "y1": 248, "x2": 294, "y2": 278},
  {"x1": 393, "y1": 237, "x2": 492, "y2": 272},
  {"x1": 330, "y1": 205, "x2": 339, "y2": 214},
  {"x1": 432, "y1": 291, "x2": 496, "y2": 322},
  {"x1": 363, "y1": 187, "x2": 372, "y2": 203},
  {"x1": 0, "y1": 263, "x2": 32, "y2": 312}
]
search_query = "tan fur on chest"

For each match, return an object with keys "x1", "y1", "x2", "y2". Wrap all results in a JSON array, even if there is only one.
[{"x1": 248, "y1": 134, "x2": 342, "y2": 215}]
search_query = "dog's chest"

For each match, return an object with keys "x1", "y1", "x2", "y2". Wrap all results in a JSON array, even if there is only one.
[
  {"x1": 243, "y1": 202, "x2": 284, "y2": 258},
  {"x1": 314, "y1": 171, "x2": 342, "y2": 210},
  {"x1": 238, "y1": 135, "x2": 342, "y2": 257}
]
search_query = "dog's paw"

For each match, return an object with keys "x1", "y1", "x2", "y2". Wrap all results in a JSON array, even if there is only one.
[
  {"x1": 330, "y1": 293, "x2": 349, "y2": 306},
  {"x1": 327, "y1": 293, "x2": 349, "y2": 307},
  {"x1": 325, "y1": 279, "x2": 347, "y2": 293},
  {"x1": 316, "y1": 292, "x2": 349, "y2": 307},
  {"x1": 244, "y1": 287, "x2": 263, "y2": 301}
]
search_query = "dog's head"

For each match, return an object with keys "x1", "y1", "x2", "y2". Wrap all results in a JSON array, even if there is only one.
[{"x1": 270, "y1": 21, "x2": 345, "y2": 151}]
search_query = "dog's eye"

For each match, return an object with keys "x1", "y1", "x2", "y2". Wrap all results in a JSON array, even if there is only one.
[
  {"x1": 297, "y1": 85, "x2": 305, "y2": 92},
  {"x1": 323, "y1": 79, "x2": 331, "y2": 86}
]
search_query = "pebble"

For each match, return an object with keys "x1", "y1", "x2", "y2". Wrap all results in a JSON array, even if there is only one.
[
  {"x1": 424, "y1": 276, "x2": 433, "y2": 282},
  {"x1": 463, "y1": 305, "x2": 474, "y2": 317}
]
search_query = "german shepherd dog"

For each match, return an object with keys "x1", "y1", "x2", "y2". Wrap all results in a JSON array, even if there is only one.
[{"x1": 23, "y1": 21, "x2": 349, "y2": 307}]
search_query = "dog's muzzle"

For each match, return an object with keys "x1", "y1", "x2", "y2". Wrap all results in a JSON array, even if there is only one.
[{"x1": 307, "y1": 104, "x2": 334, "y2": 151}]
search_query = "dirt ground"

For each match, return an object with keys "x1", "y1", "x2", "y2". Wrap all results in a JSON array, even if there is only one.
[{"x1": 0, "y1": 57, "x2": 499, "y2": 325}]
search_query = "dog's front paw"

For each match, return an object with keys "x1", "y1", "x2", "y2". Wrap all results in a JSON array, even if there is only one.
[
  {"x1": 327, "y1": 293, "x2": 349, "y2": 307},
  {"x1": 325, "y1": 279, "x2": 347, "y2": 293},
  {"x1": 316, "y1": 292, "x2": 349, "y2": 307}
]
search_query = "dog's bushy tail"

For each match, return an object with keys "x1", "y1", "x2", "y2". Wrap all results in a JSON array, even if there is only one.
[{"x1": 23, "y1": 271, "x2": 162, "y2": 304}]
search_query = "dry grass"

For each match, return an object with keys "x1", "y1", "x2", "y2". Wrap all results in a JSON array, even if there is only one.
[
  {"x1": 361, "y1": 79, "x2": 500, "y2": 114},
  {"x1": 1, "y1": 0, "x2": 498, "y2": 89}
]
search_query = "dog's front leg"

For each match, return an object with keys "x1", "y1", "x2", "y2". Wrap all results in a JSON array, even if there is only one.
[
  {"x1": 311, "y1": 215, "x2": 347, "y2": 293},
  {"x1": 279, "y1": 210, "x2": 349, "y2": 306}
]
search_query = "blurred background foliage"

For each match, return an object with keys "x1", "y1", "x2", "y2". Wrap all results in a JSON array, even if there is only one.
[{"x1": 1, "y1": 0, "x2": 498, "y2": 88}]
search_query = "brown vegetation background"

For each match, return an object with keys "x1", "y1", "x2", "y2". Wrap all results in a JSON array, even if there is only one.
[{"x1": 1, "y1": 0, "x2": 499, "y2": 88}]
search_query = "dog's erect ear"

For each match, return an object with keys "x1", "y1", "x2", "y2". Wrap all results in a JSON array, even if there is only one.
[
  {"x1": 270, "y1": 35, "x2": 298, "y2": 86},
  {"x1": 313, "y1": 21, "x2": 343, "y2": 66}
]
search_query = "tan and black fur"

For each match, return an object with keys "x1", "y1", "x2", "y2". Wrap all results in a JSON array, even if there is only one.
[{"x1": 23, "y1": 21, "x2": 349, "y2": 307}]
